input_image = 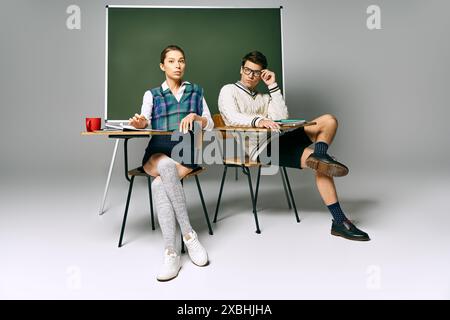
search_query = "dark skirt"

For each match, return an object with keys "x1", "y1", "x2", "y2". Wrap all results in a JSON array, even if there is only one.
[
  {"x1": 142, "y1": 133, "x2": 200, "y2": 169},
  {"x1": 258, "y1": 127, "x2": 313, "y2": 169}
]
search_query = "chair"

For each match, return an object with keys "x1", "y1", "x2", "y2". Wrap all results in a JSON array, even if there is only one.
[
  {"x1": 118, "y1": 166, "x2": 213, "y2": 248},
  {"x1": 212, "y1": 114, "x2": 300, "y2": 234}
]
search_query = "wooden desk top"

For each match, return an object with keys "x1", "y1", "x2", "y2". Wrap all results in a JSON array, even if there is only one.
[
  {"x1": 81, "y1": 130, "x2": 172, "y2": 136},
  {"x1": 214, "y1": 121, "x2": 316, "y2": 132},
  {"x1": 81, "y1": 121, "x2": 317, "y2": 136}
]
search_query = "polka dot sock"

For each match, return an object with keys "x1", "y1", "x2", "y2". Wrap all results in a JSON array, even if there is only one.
[{"x1": 327, "y1": 202, "x2": 348, "y2": 224}]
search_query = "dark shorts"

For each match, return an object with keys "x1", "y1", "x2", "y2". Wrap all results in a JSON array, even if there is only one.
[
  {"x1": 142, "y1": 133, "x2": 199, "y2": 170},
  {"x1": 257, "y1": 127, "x2": 313, "y2": 169}
]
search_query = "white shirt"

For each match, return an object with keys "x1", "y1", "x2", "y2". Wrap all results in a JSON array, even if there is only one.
[
  {"x1": 140, "y1": 81, "x2": 214, "y2": 130},
  {"x1": 218, "y1": 81, "x2": 289, "y2": 160}
]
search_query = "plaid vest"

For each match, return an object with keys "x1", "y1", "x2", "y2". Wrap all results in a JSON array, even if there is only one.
[{"x1": 150, "y1": 83, "x2": 204, "y2": 131}]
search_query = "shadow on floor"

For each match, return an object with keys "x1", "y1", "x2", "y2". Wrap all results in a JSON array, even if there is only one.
[
  {"x1": 114, "y1": 173, "x2": 379, "y2": 246},
  {"x1": 211, "y1": 183, "x2": 378, "y2": 224}
]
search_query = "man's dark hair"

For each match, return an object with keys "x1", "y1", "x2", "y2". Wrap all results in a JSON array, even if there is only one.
[
  {"x1": 241, "y1": 51, "x2": 268, "y2": 69},
  {"x1": 160, "y1": 45, "x2": 185, "y2": 64}
]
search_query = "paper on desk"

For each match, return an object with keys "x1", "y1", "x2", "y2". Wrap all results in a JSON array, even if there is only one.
[
  {"x1": 104, "y1": 123, "x2": 123, "y2": 130},
  {"x1": 120, "y1": 124, "x2": 166, "y2": 131},
  {"x1": 104, "y1": 123, "x2": 166, "y2": 131}
]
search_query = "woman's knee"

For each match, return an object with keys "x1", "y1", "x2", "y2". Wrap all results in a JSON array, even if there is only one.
[
  {"x1": 156, "y1": 156, "x2": 177, "y2": 172},
  {"x1": 149, "y1": 153, "x2": 166, "y2": 166},
  {"x1": 152, "y1": 176, "x2": 163, "y2": 188},
  {"x1": 143, "y1": 160, "x2": 157, "y2": 177}
]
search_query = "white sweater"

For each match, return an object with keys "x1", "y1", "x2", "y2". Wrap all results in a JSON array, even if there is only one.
[{"x1": 218, "y1": 81, "x2": 289, "y2": 160}]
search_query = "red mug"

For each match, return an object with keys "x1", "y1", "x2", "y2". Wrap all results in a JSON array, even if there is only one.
[{"x1": 86, "y1": 117, "x2": 101, "y2": 132}]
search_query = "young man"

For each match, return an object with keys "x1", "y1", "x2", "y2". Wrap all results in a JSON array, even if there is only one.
[{"x1": 218, "y1": 51, "x2": 370, "y2": 241}]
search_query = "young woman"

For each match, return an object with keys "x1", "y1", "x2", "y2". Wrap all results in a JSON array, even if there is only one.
[{"x1": 129, "y1": 45, "x2": 214, "y2": 281}]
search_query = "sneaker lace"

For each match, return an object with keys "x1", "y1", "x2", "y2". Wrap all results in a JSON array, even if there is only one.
[
  {"x1": 188, "y1": 238, "x2": 202, "y2": 252},
  {"x1": 164, "y1": 252, "x2": 177, "y2": 265}
]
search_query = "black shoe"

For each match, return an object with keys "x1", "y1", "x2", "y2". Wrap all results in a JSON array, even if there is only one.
[
  {"x1": 306, "y1": 153, "x2": 349, "y2": 177},
  {"x1": 331, "y1": 220, "x2": 370, "y2": 241}
]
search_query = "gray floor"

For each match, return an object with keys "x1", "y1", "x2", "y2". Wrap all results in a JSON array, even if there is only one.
[{"x1": 1, "y1": 165, "x2": 449, "y2": 300}]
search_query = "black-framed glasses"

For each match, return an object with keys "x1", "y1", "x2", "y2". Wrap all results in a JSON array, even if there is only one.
[{"x1": 242, "y1": 66, "x2": 262, "y2": 77}]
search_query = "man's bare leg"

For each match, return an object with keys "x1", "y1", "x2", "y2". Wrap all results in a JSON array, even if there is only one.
[
  {"x1": 301, "y1": 148, "x2": 338, "y2": 205},
  {"x1": 304, "y1": 113, "x2": 338, "y2": 145},
  {"x1": 303, "y1": 114, "x2": 349, "y2": 177},
  {"x1": 300, "y1": 148, "x2": 370, "y2": 241}
]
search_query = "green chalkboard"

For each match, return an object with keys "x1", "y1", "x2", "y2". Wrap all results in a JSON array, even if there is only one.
[{"x1": 106, "y1": 6, "x2": 283, "y2": 121}]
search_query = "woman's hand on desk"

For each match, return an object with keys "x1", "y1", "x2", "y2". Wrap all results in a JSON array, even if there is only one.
[
  {"x1": 179, "y1": 113, "x2": 204, "y2": 134},
  {"x1": 128, "y1": 114, "x2": 148, "y2": 129}
]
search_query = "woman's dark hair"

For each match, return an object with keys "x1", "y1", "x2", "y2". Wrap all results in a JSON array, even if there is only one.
[
  {"x1": 241, "y1": 51, "x2": 268, "y2": 69},
  {"x1": 160, "y1": 45, "x2": 185, "y2": 64}
]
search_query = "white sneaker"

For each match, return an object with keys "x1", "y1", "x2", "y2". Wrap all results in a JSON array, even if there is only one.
[
  {"x1": 183, "y1": 230, "x2": 209, "y2": 267},
  {"x1": 156, "y1": 249, "x2": 181, "y2": 281}
]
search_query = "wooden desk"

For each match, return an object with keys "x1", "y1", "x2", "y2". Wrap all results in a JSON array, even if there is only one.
[
  {"x1": 214, "y1": 121, "x2": 316, "y2": 132},
  {"x1": 83, "y1": 122, "x2": 316, "y2": 215},
  {"x1": 213, "y1": 121, "x2": 317, "y2": 160},
  {"x1": 210, "y1": 121, "x2": 317, "y2": 233},
  {"x1": 82, "y1": 129, "x2": 171, "y2": 215},
  {"x1": 81, "y1": 130, "x2": 171, "y2": 136}
]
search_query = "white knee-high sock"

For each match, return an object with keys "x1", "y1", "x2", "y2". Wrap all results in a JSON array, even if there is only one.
[
  {"x1": 156, "y1": 157, "x2": 193, "y2": 236},
  {"x1": 152, "y1": 177, "x2": 177, "y2": 252}
]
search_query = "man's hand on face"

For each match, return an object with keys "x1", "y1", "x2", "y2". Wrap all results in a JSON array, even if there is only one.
[{"x1": 261, "y1": 69, "x2": 276, "y2": 87}]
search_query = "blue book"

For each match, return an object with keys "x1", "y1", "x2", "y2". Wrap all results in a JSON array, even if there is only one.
[{"x1": 275, "y1": 119, "x2": 306, "y2": 126}]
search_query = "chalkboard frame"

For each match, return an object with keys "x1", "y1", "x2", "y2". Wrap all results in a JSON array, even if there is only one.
[{"x1": 104, "y1": 5, "x2": 285, "y2": 123}]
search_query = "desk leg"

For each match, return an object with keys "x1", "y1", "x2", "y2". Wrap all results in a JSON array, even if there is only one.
[
  {"x1": 123, "y1": 138, "x2": 131, "y2": 182},
  {"x1": 99, "y1": 139, "x2": 120, "y2": 215}
]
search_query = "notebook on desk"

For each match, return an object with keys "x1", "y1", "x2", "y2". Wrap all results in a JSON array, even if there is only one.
[
  {"x1": 274, "y1": 119, "x2": 306, "y2": 126},
  {"x1": 104, "y1": 123, "x2": 165, "y2": 131}
]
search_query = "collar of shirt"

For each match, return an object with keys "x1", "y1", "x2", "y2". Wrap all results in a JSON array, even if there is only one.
[
  {"x1": 235, "y1": 81, "x2": 257, "y2": 98},
  {"x1": 161, "y1": 80, "x2": 191, "y2": 101},
  {"x1": 161, "y1": 80, "x2": 190, "y2": 92}
]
